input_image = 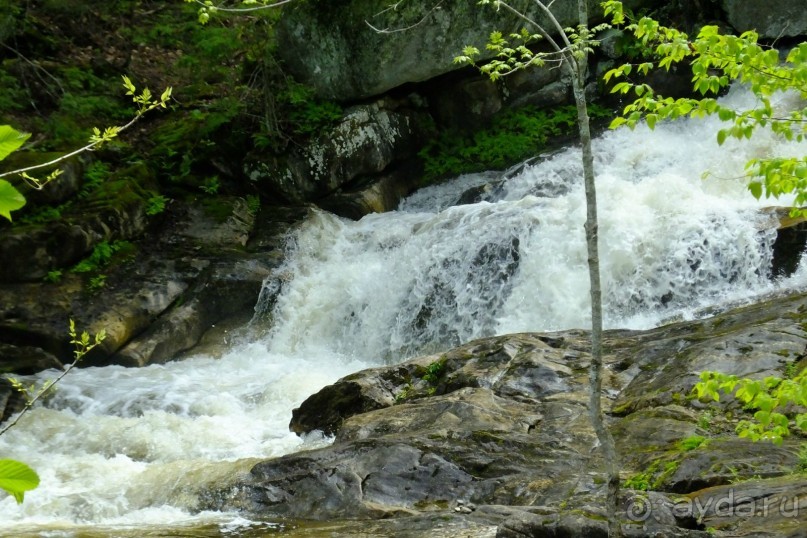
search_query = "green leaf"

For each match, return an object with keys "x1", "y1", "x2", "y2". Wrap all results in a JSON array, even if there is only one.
[
  {"x1": 0, "y1": 179, "x2": 26, "y2": 221},
  {"x1": 0, "y1": 459, "x2": 40, "y2": 504},
  {"x1": 0, "y1": 125, "x2": 31, "y2": 161},
  {"x1": 748, "y1": 181, "x2": 763, "y2": 200}
]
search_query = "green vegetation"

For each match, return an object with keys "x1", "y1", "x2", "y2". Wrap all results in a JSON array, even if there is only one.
[
  {"x1": 693, "y1": 370, "x2": 807, "y2": 445},
  {"x1": 422, "y1": 358, "x2": 446, "y2": 385},
  {"x1": 0, "y1": 459, "x2": 39, "y2": 504},
  {"x1": 678, "y1": 435, "x2": 708, "y2": 451},
  {"x1": 44, "y1": 270, "x2": 62, "y2": 283},
  {"x1": 71, "y1": 240, "x2": 135, "y2": 274},
  {"x1": 395, "y1": 357, "x2": 448, "y2": 402},
  {"x1": 603, "y1": 0, "x2": 807, "y2": 215},
  {"x1": 623, "y1": 459, "x2": 679, "y2": 491},
  {"x1": 601, "y1": 0, "x2": 807, "y2": 457},
  {"x1": 145, "y1": 194, "x2": 169, "y2": 216},
  {"x1": 798, "y1": 444, "x2": 807, "y2": 473},
  {"x1": 419, "y1": 104, "x2": 612, "y2": 183}
]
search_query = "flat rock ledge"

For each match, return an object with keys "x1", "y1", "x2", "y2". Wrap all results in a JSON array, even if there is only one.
[{"x1": 206, "y1": 290, "x2": 807, "y2": 537}]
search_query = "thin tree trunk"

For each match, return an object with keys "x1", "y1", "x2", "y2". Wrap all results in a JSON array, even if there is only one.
[{"x1": 573, "y1": 1, "x2": 621, "y2": 535}]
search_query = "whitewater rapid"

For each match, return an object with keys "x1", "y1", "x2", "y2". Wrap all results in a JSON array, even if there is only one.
[{"x1": 1, "y1": 86, "x2": 805, "y2": 535}]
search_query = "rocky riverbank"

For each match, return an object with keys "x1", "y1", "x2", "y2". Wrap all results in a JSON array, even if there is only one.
[{"x1": 197, "y1": 289, "x2": 807, "y2": 538}]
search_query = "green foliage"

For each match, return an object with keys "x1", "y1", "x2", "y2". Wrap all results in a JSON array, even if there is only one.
[
  {"x1": 245, "y1": 194, "x2": 260, "y2": 216},
  {"x1": 71, "y1": 240, "x2": 134, "y2": 274},
  {"x1": 0, "y1": 459, "x2": 40, "y2": 504},
  {"x1": 146, "y1": 194, "x2": 169, "y2": 216},
  {"x1": 0, "y1": 68, "x2": 27, "y2": 113},
  {"x1": 603, "y1": 0, "x2": 807, "y2": 216},
  {"x1": 624, "y1": 470, "x2": 652, "y2": 491},
  {"x1": 395, "y1": 382, "x2": 414, "y2": 403},
  {"x1": 200, "y1": 175, "x2": 221, "y2": 195},
  {"x1": 19, "y1": 205, "x2": 62, "y2": 225},
  {"x1": 678, "y1": 435, "x2": 708, "y2": 451},
  {"x1": 44, "y1": 269, "x2": 63, "y2": 283},
  {"x1": 456, "y1": 19, "x2": 610, "y2": 80},
  {"x1": 0, "y1": 178, "x2": 25, "y2": 221},
  {"x1": 693, "y1": 370, "x2": 807, "y2": 445},
  {"x1": 0, "y1": 125, "x2": 29, "y2": 220},
  {"x1": 697, "y1": 410, "x2": 714, "y2": 431},
  {"x1": 798, "y1": 444, "x2": 807, "y2": 473},
  {"x1": 45, "y1": 95, "x2": 128, "y2": 147},
  {"x1": 281, "y1": 82, "x2": 343, "y2": 138},
  {"x1": 422, "y1": 358, "x2": 446, "y2": 385},
  {"x1": 16, "y1": 160, "x2": 110, "y2": 225},
  {"x1": 420, "y1": 104, "x2": 612, "y2": 182},
  {"x1": 88, "y1": 274, "x2": 107, "y2": 291},
  {"x1": 0, "y1": 125, "x2": 30, "y2": 161},
  {"x1": 623, "y1": 459, "x2": 680, "y2": 491},
  {"x1": 151, "y1": 97, "x2": 241, "y2": 181}
]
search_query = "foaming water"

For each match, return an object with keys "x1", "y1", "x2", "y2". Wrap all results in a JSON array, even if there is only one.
[
  {"x1": 0, "y1": 344, "x2": 368, "y2": 534},
  {"x1": 2, "y1": 86, "x2": 806, "y2": 534},
  {"x1": 263, "y1": 87, "x2": 806, "y2": 358}
]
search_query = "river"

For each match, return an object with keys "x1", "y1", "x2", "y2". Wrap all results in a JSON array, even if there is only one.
[{"x1": 1, "y1": 86, "x2": 806, "y2": 536}]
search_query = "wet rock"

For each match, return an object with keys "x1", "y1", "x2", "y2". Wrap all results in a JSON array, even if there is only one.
[
  {"x1": 0, "y1": 168, "x2": 153, "y2": 283},
  {"x1": 765, "y1": 206, "x2": 807, "y2": 278},
  {"x1": 113, "y1": 257, "x2": 274, "y2": 366},
  {"x1": 219, "y1": 290, "x2": 807, "y2": 537},
  {"x1": 0, "y1": 197, "x2": 303, "y2": 372},
  {"x1": 688, "y1": 476, "x2": 807, "y2": 536},
  {"x1": 0, "y1": 377, "x2": 26, "y2": 425},
  {"x1": 317, "y1": 161, "x2": 422, "y2": 219}
]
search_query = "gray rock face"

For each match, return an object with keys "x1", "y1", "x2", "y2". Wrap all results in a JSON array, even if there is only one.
[
  {"x1": 276, "y1": 0, "x2": 614, "y2": 102},
  {"x1": 209, "y1": 290, "x2": 807, "y2": 537},
  {"x1": 0, "y1": 199, "x2": 306, "y2": 375},
  {"x1": 723, "y1": 0, "x2": 807, "y2": 38},
  {"x1": 246, "y1": 101, "x2": 427, "y2": 213}
]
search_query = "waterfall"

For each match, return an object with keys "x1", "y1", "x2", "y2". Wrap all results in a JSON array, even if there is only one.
[
  {"x1": 2, "y1": 86, "x2": 805, "y2": 534},
  {"x1": 260, "y1": 86, "x2": 804, "y2": 360}
]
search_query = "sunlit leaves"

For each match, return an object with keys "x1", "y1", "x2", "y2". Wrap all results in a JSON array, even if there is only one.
[
  {"x1": 0, "y1": 460, "x2": 40, "y2": 504},
  {"x1": 694, "y1": 370, "x2": 807, "y2": 445},
  {"x1": 454, "y1": 28, "x2": 551, "y2": 81},
  {"x1": 0, "y1": 179, "x2": 25, "y2": 221},
  {"x1": 603, "y1": 0, "x2": 807, "y2": 217},
  {"x1": 0, "y1": 125, "x2": 30, "y2": 161}
]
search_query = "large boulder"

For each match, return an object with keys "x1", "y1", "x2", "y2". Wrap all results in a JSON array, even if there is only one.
[
  {"x1": 203, "y1": 290, "x2": 807, "y2": 537},
  {"x1": 246, "y1": 101, "x2": 428, "y2": 214},
  {"x1": 276, "y1": 0, "x2": 629, "y2": 102},
  {"x1": 722, "y1": 0, "x2": 807, "y2": 38}
]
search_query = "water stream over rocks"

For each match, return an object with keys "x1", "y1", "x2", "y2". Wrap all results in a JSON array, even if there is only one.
[{"x1": 2, "y1": 87, "x2": 806, "y2": 536}]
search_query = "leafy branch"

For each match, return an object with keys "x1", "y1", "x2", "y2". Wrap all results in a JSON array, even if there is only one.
[
  {"x1": 0, "y1": 321, "x2": 105, "y2": 504},
  {"x1": 0, "y1": 320, "x2": 106, "y2": 438},
  {"x1": 185, "y1": 0, "x2": 292, "y2": 24},
  {"x1": 602, "y1": 0, "x2": 807, "y2": 216},
  {"x1": 0, "y1": 77, "x2": 172, "y2": 184},
  {"x1": 0, "y1": 77, "x2": 171, "y2": 222}
]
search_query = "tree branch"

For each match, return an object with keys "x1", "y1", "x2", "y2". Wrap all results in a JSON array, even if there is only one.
[
  {"x1": 365, "y1": 0, "x2": 445, "y2": 34},
  {"x1": 188, "y1": 0, "x2": 294, "y2": 13}
]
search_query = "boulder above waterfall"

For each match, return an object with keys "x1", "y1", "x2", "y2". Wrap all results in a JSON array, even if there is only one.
[
  {"x1": 722, "y1": 0, "x2": 807, "y2": 38},
  {"x1": 275, "y1": 0, "x2": 631, "y2": 102}
]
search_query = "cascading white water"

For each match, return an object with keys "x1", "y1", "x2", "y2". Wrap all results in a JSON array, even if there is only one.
[{"x1": 2, "y1": 86, "x2": 806, "y2": 536}]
